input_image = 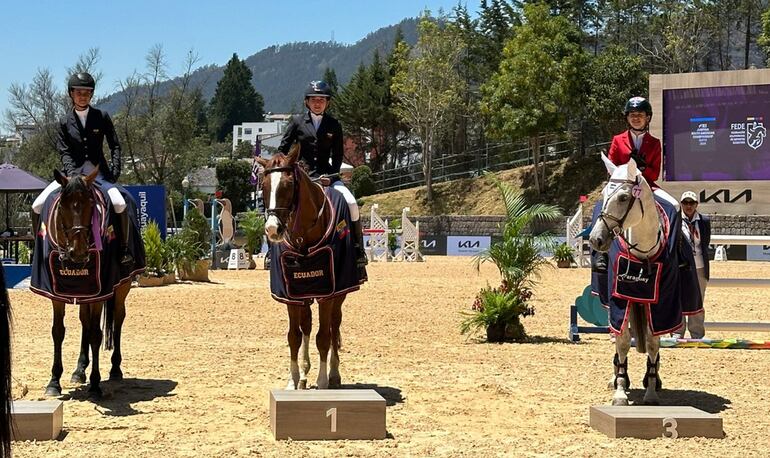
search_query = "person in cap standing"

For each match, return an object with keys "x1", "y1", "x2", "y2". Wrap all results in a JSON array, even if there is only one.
[
  {"x1": 675, "y1": 190, "x2": 710, "y2": 339},
  {"x1": 276, "y1": 80, "x2": 367, "y2": 279},
  {"x1": 31, "y1": 72, "x2": 134, "y2": 267}
]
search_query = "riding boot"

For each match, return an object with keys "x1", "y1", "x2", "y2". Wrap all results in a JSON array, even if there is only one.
[
  {"x1": 351, "y1": 220, "x2": 368, "y2": 281},
  {"x1": 117, "y1": 211, "x2": 134, "y2": 269}
]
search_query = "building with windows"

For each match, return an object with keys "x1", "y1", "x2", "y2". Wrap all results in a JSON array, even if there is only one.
[{"x1": 232, "y1": 117, "x2": 289, "y2": 152}]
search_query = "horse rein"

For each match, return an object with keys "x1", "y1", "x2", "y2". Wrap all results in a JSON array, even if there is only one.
[
  {"x1": 52, "y1": 193, "x2": 95, "y2": 263},
  {"x1": 599, "y1": 177, "x2": 660, "y2": 256},
  {"x1": 263, "y1": 164, "x2": 329, "y2": 249}
]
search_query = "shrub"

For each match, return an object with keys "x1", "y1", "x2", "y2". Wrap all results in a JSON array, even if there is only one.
[
  {"x1": 239, "y1": 210, "x2": 265, "y2": 255},
  {"x1": 351, "y1": 165, "x2": 376, "y2": 198},
  {"x1": 141, "y1": 221, "x2": 166, "y2": 277}
]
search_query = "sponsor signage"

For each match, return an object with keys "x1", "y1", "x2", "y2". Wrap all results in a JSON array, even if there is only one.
[
  {"x1": 446, "y1": 236, "x2": 491, "y2": 256},
  {"x1": 419, "y1": 235, "x2": 446, "y2": 256},
  {"x1": 746, "y1": 245, "x2": 770, "y2": 262},
  {"x1": 125, "y1": 185, "x2": 167, "y2": 238}
]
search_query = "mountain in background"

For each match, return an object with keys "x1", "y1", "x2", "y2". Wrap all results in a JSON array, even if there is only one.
[{"x1": 98, "y1": 18, "x2": 418, "y2": 115}]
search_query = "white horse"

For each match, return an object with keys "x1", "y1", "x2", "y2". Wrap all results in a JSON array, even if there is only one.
[{"x1": 589, "y1": 155, "x2": 667, "y2": 406}]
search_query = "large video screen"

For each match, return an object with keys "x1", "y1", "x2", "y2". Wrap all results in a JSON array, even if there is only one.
[{"x1": 663, "y1": 84, "x2": 769, "y2": 181}]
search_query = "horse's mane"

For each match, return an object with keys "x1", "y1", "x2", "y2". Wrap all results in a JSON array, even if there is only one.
[
  {"x1": 60, "y1": 175, "x2": 90, "y2": 197},
  {"x1": 0, "y1": 265, "x2": 12, "y2": 458}
]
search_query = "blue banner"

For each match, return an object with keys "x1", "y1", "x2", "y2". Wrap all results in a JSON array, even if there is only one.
[{"x1": 125, "y1": 185, "x2": 167, "y2": 238}]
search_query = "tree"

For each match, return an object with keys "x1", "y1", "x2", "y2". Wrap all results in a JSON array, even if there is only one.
[
  {"x1": 586, "y1": 46, "x2": 648, "y2": 139},
  {"x1": 760, "y1": 4, "x2": 770, "y2": 65},
  {"x1": 113, "y1": 46, "x2": 210, "y2": 188},
  {"x1": 392, "y1": 14, "x2": 466, "y2": 202},
  {"x1": 215, "y1": 158, "x2": 252, "y2": 213},
  {"x1": 481, "y1": 2, "x2": 588, "y2": 194},
  {"x1": 209, "y1": 53, "x2": 264, "y2": 142}
]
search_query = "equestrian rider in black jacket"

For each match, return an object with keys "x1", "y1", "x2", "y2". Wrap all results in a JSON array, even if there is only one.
[
  {"x1": 278, "y1": 81, "x2": 367, "y2": 276},
  {"x1": 32, "y1": 72, "x2": 133, "y2": 267}
]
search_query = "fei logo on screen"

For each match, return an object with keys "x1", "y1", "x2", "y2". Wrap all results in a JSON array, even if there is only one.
[{"x1": 730, "y1": 117, "x2": 766, "y2": 150}]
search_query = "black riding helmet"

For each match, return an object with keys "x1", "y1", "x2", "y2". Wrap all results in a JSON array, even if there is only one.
[
  {"x1": 304, "y1": 81, "x2": 332, "y2": 99},
  {"x1": 623, "y1": 96, "x2": 652, "y2": 117},
  {"x1": 68, "y1": 72, "x2": 96, "y2": 93}
]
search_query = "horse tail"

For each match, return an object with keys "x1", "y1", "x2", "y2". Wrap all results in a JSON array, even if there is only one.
[
  {"x1": 0, "y1": 265, "x2": 13, "y2": 458},
  {"x1": 103, "y1": 297, "x2": 116, "y2": 351},
  {"x1": 631, "y1": 302, "x2": 647, "y2": 353}
]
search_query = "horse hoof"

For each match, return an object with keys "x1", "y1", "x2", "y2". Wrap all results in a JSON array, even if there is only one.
[
  {"x1": 329, "y1": 377, "x2": 341, "y2": 389},
  {"x1": 44, "y1": 386, "x2": 62, "y2": 397},
  {"x1": 109, "y1": 370, "x2": 123, "y2": 381},
  {"x1": 298, "y1": 380, "x2": 307, "y2": 390},
  {"x1": 611, "y1": 398, "x2": 629, "y2": 406},
  {"x1": 70, "y1": 372, "x2": 86, "y2": 384},
  {"x1": 643, "y1": 398, "x2": 660, "y2": 406},
  {"x1": 285, "y1": 382, "x2": 297, "y2": 390}
]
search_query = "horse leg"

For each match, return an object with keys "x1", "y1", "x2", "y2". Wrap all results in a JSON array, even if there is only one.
[
  {"x1": 611, "y1": 327, "x2": 632, "y2": 406},
  {"x1": 70, "y1": 329, "x2": 89, "y2": 384},
  {"x1": 315, "y1": 300, "x2": 333, "y2": 389},
  {"x1": 45, "y1": 302, "x2": 66, "y2": 397},
  {"x1": 643, "y1": 333, "x2": 662, "y2": 405},
  {"x1": 83, "y1": 303, "x2": 103, "y2": 398},
  {"x1": 110, "y1": 285, "x2": 129, "y2": 381},
  {"x1": 328, "y1": 296, "x2": 344, "y2": 389},
  {"x1": 285, "y1": 304, "x2": 303, "y2": 390},
  {"x1": 297, "y1": 304, "x2": 312, "y2": 390}
]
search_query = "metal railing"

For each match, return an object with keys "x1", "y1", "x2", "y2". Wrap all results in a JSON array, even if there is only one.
[{"x1": 371, "y1": 137, "x2": 609, "y2": 193}]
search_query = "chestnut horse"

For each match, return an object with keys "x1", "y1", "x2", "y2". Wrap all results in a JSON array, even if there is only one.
[
  {"x1": 1, "y1": 265, "x2": 12, "y2": 457},
  {"x1": 38, "y1": 168, "x2": 132, "y2": 398},
  {"x1": 256, "y1": 144, "x2": 350, "y2": 390}
]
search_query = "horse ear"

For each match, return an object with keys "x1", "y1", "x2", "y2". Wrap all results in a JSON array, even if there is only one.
[
  {"x1": 286, "y1": 142, "x2": 300, "y2": 165},
  {"x1": 53, "y1": 169, "x2": 68, "y2": 187},
  {"x1": 85, "y1": 165, "x2": 99, "y2": 185},
  {"x1": 627, "y1": 158, "x2": 638, "y2": 178},
  {"x1": 600, "y1": 152, "x2": 617, "y2": 175}
]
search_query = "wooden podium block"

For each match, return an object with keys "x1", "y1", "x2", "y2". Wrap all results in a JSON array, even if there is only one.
[
  {"x1": 11, "y1": 400, "x2": 64, "y2": 441},
  {"x1": 590, "y1": 406, "x2": 723, "y2": 439},
  {"x1": 270, "y1": 389, "x2": 386, "y2": 440}
]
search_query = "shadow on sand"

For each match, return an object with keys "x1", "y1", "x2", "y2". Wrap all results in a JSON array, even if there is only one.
[
  {"x1": 69, "y1": 377, "x2": 178, "y2": 416},
  {"x1": 627, "y1": 388, "x2": 731, "y2": 414}
]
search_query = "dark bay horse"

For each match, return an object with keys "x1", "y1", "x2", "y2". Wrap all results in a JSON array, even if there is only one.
[
  {"x1": 1, "y1": 265, "x2": 12, "y2": 457},
  {"x1": 36, "y1": 168, "x2": 132, "y2": 398},
  {"x1": 257, "y1": 144, "x2": 360, "y2": 390}
]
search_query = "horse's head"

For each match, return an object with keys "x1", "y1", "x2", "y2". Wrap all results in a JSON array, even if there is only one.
[
  {"x1": 256, "y1": 143, "x2": 301, "y2": 243},
  {"x1": 589, "y1": 153, "x2": 648, "y2": 252},
  {"x1": 53, "y1": 167, "x2": 98, "y2": 263}
]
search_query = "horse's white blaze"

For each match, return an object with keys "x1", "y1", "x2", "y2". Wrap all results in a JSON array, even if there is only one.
[
  {"x1": 317, "y1": 361, "x2": 329, "y2": 389},
  {"x1": 265, "y1": 171, "x2": 283, "y2": 239}
]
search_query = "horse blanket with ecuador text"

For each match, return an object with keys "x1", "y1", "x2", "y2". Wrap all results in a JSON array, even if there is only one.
[
  {"x1": 30, "y1": 180, "x2": 145, "y2": 304},
  {"x1": 269, "y1": 187, "x2": 363, "y2": 305},
  {"x1": 591, "y1": 196, "x2": 702, "y2": 336}
]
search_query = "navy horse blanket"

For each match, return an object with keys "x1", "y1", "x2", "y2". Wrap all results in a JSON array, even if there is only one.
[
  {"x1": 591, "y1": 197, "x2": 703, "y2": 336},
  {"x1": 269, "y1": 187, "x2": 364, "y2": 305},
  {"x1": 30, "y1": 181, "x2": 145, "y2": 304}
]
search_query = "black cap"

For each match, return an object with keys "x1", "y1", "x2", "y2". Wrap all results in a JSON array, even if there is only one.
[
  {"x1": 304, "y1": 81, "x2": 332, "y2": 98},
  {"x1": 68, "y1": 72, "x2": 96, "y2": 92}
]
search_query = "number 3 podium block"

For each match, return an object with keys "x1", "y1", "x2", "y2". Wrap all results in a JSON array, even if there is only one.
[
  {"x1": 590, "y1": 406, "x2": 723, "y2": 439},
  {"x1": 270, "y1": 389, "x2": 386, "y2": 440},
  {"x1": 11, "y1": 400, "x2": 64, "y2": 441}
]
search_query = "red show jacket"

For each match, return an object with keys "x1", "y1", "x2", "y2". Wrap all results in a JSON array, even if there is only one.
[{"x1": 607, "y1": 130, "x2": 662, "y2": 187}]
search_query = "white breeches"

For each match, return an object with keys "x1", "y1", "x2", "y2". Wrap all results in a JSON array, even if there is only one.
[
  {"x1": 332, "y1": 181, "x2": 359, "y2": 221},
  {"x1": 32, "y1": 179, "x2": 126, "y2": 214}
]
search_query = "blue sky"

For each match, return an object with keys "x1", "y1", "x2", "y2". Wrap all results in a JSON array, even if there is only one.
[{"x1": 1, "y1": 0, "x2": 481, "y2": 132}]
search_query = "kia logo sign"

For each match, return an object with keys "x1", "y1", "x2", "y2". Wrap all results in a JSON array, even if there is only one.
[
  {"x1": 447, "y1": 236, "x2": 490, "y2": 256},
  {"x1": 700, "y1": 189, "x2": 752, "y2": 204},
  {"x1": 421, "y1": 240, "x2": 436, "y2": 248},
  {"x1": 458, "y1": 241, "x2": 480, "y2": 248}
]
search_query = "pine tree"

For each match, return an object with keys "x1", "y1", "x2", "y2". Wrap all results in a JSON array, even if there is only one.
[{"x1": 209, "y1": 53, "x2": 265, "y2": 142}]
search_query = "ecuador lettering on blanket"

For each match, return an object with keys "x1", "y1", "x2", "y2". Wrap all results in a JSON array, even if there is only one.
[
  {"x1": 592, "y1": 196, "x2": 703, "y2": 336},
  {"x1": 269, "y1": 188, "x2": 362, "y2": 305},
  {"x1": 30, "y1": 182, "x2": 146, "y2": 304}
]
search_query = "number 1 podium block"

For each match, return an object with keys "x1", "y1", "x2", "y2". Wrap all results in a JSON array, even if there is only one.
[
  {"x1": 270, "y1": 389, "x2": 386, "y2": 440},
  {"x1": 590, "y1": 406, "x2": 723, "y2": 439},
  {"x1": 11, "y1": 400, "x2": 64, "y2": 441}
]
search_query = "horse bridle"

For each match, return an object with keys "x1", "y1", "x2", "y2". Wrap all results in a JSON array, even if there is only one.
[
  {"x1": 54, "y1": 192, "x2": 95, "y2": 263},
  {"x1": 599, "y1": 177, "x2": 660, "y2": 255}
]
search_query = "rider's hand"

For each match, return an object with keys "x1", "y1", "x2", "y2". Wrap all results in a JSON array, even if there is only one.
[{"x1": 629, "y1": 150, "x2": 646, "y2": 171}]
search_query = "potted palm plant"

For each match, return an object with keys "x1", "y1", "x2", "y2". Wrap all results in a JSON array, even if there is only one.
[
  {"x1": 138, "y1": 222, "x2": 166, "y2": 287},
  {"x1": 553, "y1": 242, "x2": 575, "y2": 268},
  {"x1": 168, "y1": 206, "x2": 211, "y2": 282},
  {"x1": 461, "y1": 175, "x2": 561, "y2": 342},
  {"x1": 238, "y1": 210, "x2": 265, "y2": 269}
]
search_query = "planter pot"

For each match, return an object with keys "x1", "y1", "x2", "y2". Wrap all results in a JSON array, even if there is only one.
[
  {"x1": 556, "y1": 260, "x2": 572, "y2": 268},
  {"x1": 138, "y1": 275, "x2": 165, "y2": 287},
  {"x1": 163, "y1": 272, "x2": 176, "y2": 284},
  {"x1": 486, "y1": 322, "x2": 507, "y2": 343},
  {"x1": 178, "y1": 259, "x2": 211, "y2": 282}
]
